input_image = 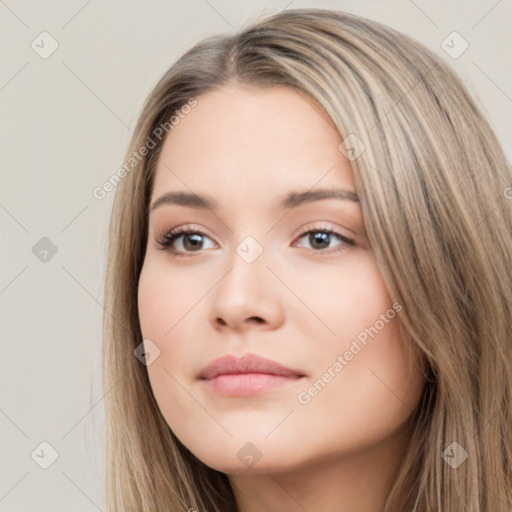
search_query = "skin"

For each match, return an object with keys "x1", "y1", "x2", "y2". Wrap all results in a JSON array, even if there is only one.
[{"x1": 137, "y1": 83, "x2": 426, "y2": 512}]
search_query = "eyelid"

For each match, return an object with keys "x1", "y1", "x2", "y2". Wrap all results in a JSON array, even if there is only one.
[{"x1": 295, "y1": 222, "x2": 351, "y2": 239}]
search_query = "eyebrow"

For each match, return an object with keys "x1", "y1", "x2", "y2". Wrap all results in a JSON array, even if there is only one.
[{"x1": 150, "y1": 187, "x2": 359, "y2": 213}]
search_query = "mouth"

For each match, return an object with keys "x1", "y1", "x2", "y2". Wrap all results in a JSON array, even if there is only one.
[{"x1": 198, "y1": 353, "x2": 306, "y2": 396}]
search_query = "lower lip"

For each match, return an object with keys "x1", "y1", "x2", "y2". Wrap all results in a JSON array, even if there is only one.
[{"x1": 201, "y1": 373, "x2": 304, "y2": 396}]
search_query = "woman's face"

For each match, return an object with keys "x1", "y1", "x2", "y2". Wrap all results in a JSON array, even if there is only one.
[{"x1": 137, "y1": 84, "x2": 425, "y2": 475}]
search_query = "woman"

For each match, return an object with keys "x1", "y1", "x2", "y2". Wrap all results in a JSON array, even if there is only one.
[{"x1": 102, "y1": 8, "x2": 512, "y2": 512}]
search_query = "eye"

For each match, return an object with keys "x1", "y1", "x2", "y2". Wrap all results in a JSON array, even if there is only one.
[
  {"x1": 155, "y1": 223, "x2": 355, "y2": 257},
  {"x1": 293, "y1": 224, "x2": 354, "y2": 253},
  {"x1": 155, "y1": 227, "x2": 215, "y2": 257}
]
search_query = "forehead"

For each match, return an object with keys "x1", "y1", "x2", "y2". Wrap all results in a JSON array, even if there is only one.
[{"x1": 151, "y1": 84, "x2": 355, "y2": 207}]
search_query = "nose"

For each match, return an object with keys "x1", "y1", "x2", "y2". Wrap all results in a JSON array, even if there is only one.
[{"x1": 208, "y1": 245, "x2": 285, "y2": 332}]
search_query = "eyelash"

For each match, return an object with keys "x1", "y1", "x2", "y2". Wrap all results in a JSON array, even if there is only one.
[{"x1": 155, "y1": 224, "x2": 355, "y2": 258}]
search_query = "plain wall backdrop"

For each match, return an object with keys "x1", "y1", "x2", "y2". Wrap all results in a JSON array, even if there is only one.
[{"x1": 1, "y1": 1, "x2": 511, "y2": 510}]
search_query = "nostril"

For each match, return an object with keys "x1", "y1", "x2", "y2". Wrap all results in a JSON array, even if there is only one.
[{"x1": 215, "y1": 316, "x2": 264, "y2": 327}]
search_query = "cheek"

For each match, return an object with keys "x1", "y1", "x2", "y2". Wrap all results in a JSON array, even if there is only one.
[
  {"x1": 292, "y1": 256, "x2": 422, "y2": 430},
  {"x1": 137, "y1": 259, "x2": 206, "y2": 340},
  {"x1": 137, "y1": 262, "x2": 199, "y2": 429},
  {"x1": 290, "y1": 318, "x2": 422, "y2": 461},
  {"x1": 290, "y1": 252, "x2": 396, "y2": 345},
  {"x1": 137, "y1": 258, "x2": 209, "y2": 377},
  {"x1": 312, "y1": 324, "x2": 420, "y2": 442}
]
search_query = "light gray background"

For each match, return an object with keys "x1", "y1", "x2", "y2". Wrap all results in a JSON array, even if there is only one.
[{"x1": 1, "y1": 1, "x2": 510, "y2": 510}]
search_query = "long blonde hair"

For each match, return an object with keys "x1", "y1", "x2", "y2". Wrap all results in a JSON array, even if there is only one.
[{"x1": 102, "y1": 8, "x2": 512, "y2": 511}]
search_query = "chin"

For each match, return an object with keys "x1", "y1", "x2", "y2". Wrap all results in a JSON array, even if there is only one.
[{"x1": 178, "y1": 432, "x2": 305, "y2": 474}]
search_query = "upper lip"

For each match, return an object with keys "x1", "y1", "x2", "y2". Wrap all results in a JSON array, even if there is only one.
[{"x1": 198, "y1": 353, "x2": 305, "y2": 380}]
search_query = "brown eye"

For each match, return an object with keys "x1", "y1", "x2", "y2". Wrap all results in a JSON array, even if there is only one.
[
  {"x1": 295, "y1": 228, "x2": 354, "y2": 252},
  {"x1": 156, "y1": 228, "x2": 215, "y2": 256}
]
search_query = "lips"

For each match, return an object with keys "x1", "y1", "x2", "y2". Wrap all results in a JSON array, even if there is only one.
[
  {"x1": 198, "y1": 353, "x2": 306, "y2": 396},
  {"x1": 198, "y1": 353, "x2": 305, "y2": 380}
]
